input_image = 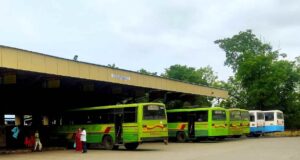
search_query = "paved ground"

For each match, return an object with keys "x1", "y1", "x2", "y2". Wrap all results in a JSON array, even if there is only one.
[{"x1": 0, "y1": 137, "x2": 299, "y2": 160}]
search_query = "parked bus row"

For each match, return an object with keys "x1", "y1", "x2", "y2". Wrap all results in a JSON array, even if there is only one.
[{"x1": 52, "y1": 103, "x2": 284, "y2": 150}]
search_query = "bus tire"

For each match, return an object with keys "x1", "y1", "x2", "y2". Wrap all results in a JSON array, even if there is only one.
[
  {"x1": 253, "y1": 134, "x2": 261, "y2": 137},
  {"x1": 112, "y1": 145, "x2": 119, "y2": 150},
  {"x1": 102, "y1": 135, "x2": 114, "y2": 150},
  {"x1": 233, "y1": 135, "x2": 242, "y2": 138},
  {"x1": 208, "y1": 137, "x2": 217, "y2": 141},
  {"x1": 176, "y1": 132, "x2": 186, "y2": 142},
  {"x1": 217, "y1": 136, "x2": 225, "y2": 141},
  {"x1": 124, "y1": 143, "x2": 139, "y2": 150}
]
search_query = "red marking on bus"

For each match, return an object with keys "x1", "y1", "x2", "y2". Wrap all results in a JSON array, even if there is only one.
[
  {"x1": 180, "y1": 124, "x2": 186, "y2": 130},
  {"x1": 104, "y1": 127, "x2": 112, "y2": 134}
]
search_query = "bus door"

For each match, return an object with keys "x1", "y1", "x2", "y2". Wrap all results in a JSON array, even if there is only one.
[
  {"x1": 114, "y1": 109, "x2": 123, "y2": 144},
  {"x1": 188, "y1": 113, "x2": 196, "y2": 138}
]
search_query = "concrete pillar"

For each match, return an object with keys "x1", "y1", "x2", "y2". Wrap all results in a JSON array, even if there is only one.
[
  {"x1": 15, "y1": 115, "x2": 22, "y2": 126},
  {"x1": 0, "y1": 125, "x2": 6, "y2": 147},
  {"x1": 0, "y1": 114, "x2": 4, "y2": 125},
  {"x1": 42, "y1": 116, "x2": 49, "y2": 126},
  {"x1": 0, "y1": 113, "x2": 6, "y2": 147}
]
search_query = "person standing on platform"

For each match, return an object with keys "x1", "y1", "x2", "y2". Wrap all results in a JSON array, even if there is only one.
[
  {"x1": 75, "y1": 128, "x2": 82, "y2": 151},
  {"x1": 81, "y1": 128, "x2": 87, "y2": 153},
  {"x1": 33, "y1": 130, "x2": 42, "y2": 151}
]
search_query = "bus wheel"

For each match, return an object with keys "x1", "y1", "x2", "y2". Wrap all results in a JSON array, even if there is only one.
[
  {"x1": 112, "y1": 145, "x2": 119, "y2": 150},
  {"x1": 102, "y1": 135, "x2": 114, "y2": 150},
  {"x1": 124, "y1": 143, "x2": 139, "y2": 150},
  {"x1": 208, "y1": 137, "x2": 217, "y2": 141},
  {"x1": 217, "y1": 136, "x2": 225, "y2": 141},
  {"x1": 253, "y1": 134, "x2": 261, "y2": 137},
  {"x1": 176, "y1": 132, "x2": 186, "y2": 142}
]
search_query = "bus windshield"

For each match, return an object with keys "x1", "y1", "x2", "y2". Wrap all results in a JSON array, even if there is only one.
[
  {"x1": 212, "y1": 110, "x2": 226, "y2": 121},
  {"x1": 277, "y1": 112, "x2": 284, "y2": 119},
  {"x1": 143, "y1": 105, "x2": 166, "y2": 120}
]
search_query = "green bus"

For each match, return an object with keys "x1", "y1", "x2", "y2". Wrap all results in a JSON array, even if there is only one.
[
  {"x1": 226, "y1": 108, "x2": 249, "y2": 138},
  {"x1": 54, "y1": 103, "x2": 168, "y2": 150},
  {"x1": 167, "y1": 107, "x2": 227, "y2": 142},
  {"x1": 240, "y1": 109, "x2": 250, "y2": 135}
]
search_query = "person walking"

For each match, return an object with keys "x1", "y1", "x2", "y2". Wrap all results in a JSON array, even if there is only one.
[
  {"x1": 81, "y1": 128, "x2": 87, "y2": 153},
  {"x1": 75, "y1": 128, "x2": 82, "y2": 151},
  {"x1": 33, "y1": 130, "x2": 42, "y2": 151}
]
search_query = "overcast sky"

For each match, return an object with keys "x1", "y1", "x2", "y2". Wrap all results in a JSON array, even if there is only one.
[{"x1": 0, "y1": 0, "x2": 299, "y2": 81}]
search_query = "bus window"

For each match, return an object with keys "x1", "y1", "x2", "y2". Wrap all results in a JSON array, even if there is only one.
[
  {"x1": 230, "y1": 111, "x2": 241, "y2": 121},
  {"x1": 123, "y1": 107, "x2": 137, "y2": 123},
  {"x1": 241, "y1": 112, "x2": 250, "y2": 121},
  {"x1": 212, "y1": 110, "x2": 226, "y2": 121},
  {"x1": 195, "y1": 111, "x2": 208, "y2": 122},
  {"x1": 96, "y1": 109, "x2": 114, "y2": 124},
  {"x1": 49, "y1": 115, "x2": 62, "y2": 126},
  {"x1": 250, "y1": 114, "x2": 255, "y2": 122},
  {"x1": 4, "y1": 114, "x2": 15, "y2": 125},
  {"x1": 257, "y1": 112, "x2": 264, "y2": 120},
  {"x1": 167, "y1": 112, "x2": 188, "y2": 122},
  {"x1": 143, "y1": 105, "x2": 166, "y2": 120},
  {"x1": 63, "y1": 109, "x2": 115, "y2": 125},
  {"x1": 264, "y1": 112, "x2": 274, "y2": 121},
  {"x1": 167, "y1": 113, "x2": 176, "y2": 122},
  {"x1": 277, "y1": 112, "x2": 284, "y2": 119},
  {"x1": 62, "y1": 112, "x2": 85, "y2": 125}
]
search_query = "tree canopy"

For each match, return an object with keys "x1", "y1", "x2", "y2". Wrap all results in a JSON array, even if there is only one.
[
  {"x1": 215, "y1": 30, "x2": 300, "y2": 129},
  {"x1": 162, "y1": 64, "x2": 219, "y2": 108},
  {"x1": 137, "y1": 68, "x2": 158, "y2": 76},
  {"x1": 162, "y1": 64, "x2": 217, "y2": 86}
]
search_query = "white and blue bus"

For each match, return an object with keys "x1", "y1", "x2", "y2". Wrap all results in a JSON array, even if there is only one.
[
  {"x1": 249, "y1": 110, "x2": 265, "y2": 137},
  {"x1": 263, "y1": 110, "x2": 284, "y2": 133}
]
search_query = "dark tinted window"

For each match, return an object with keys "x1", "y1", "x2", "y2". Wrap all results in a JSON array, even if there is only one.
[
  {"x1": 63, "y1": 109, "x2": 115, "y2": 125},
  {"x1": 257, "y1": 112, "x2": 264, "y2": 120},
  {"x1": 48, "y1": 115, "x2": 62, "y2": 126},
  {"x1": 195, "y1": 111, "x2": 208, "y2": 122},
  {"x1": 167, "y1": 112, "x2": 188, "y2": 122},
  {"x1": 123, "y1": 107, "x2": 137, "y2": 123},
  {"x1": 143, "y1": 105, "x2": 166, "y2": 120},
  {"x1": 264, "y1": 112, "x2": 274, "y2": 121},
  {"x1": 212, "y1": 110, "x2": 226, "y2": 121},
  {"x1": 250, "y1": 114, "x2": 255, "y2": 122},
  {"x1": 92, "y1": 109, "x2": 114, "y2": 124},
  {"x1": 62, "y1": 112, "x2": 86, "y2": 125}
]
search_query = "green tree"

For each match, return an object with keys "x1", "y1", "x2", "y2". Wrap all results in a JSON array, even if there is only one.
[
  {"x1": 107, "y1": 63, "x2": 118, "y2": 68},
  {"x1": 215, "y1": 77, "x2": 248, "y2": 109},
  {"x1": 163, "y1": 64, "x2": 217, "y2": 86},
  {"x1": 215, "y1": 30, "x2": 300, "y2": 128},
  {"x1": 163, "y1": 64, "x2": 219, "y2": 108},
  {"x1": 137, "y1": 68, "x2": 157, "y2": 76},
  {"x1": 214, "y1": 29, "x2": 275, "y2": 72}
]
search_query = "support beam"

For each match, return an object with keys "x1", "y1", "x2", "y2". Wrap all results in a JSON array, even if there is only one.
[
  {"x1": 15, "y1": 114, "x2": 22, "y2": 126},
  {"x1": 0, "y1": 114, "x2": 4, "y2": 125},
  {"x1": 42, "y1": 116, "x2": 49, "y2": 126}
]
